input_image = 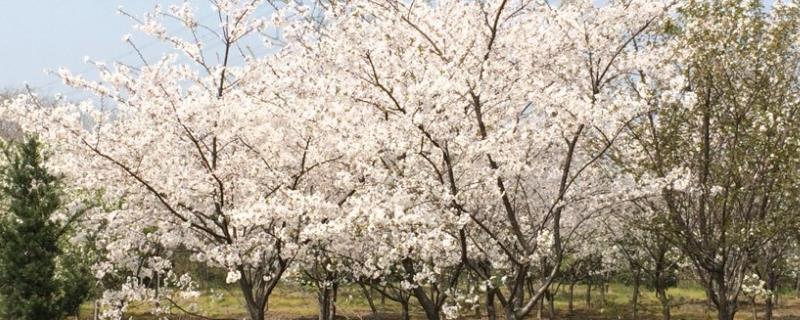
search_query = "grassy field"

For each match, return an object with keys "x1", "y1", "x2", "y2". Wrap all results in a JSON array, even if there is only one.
[{"x1": 71, "y1": 282, "x2": 800, "y2": 320}]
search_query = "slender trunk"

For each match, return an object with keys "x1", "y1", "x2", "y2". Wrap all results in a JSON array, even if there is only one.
[
  {"x1": 401, "y1": 298, "x2": 411, "y2": 320},
  {"x1": 515, "y1": 273, "x2": 526, "y2": 309},
  {"x1": 585, "y1": 283, "x2": 592, "y2": 308},
  {"x1": 600, "y1": 280, "x2": 607, "y2": 307},
  {"x1": 359, "y1": 283, "x2": 379, "y2": 319},
  {"x1": 711, "y1": 271, "x2": 737, "y2": 320},
  {"x1": 506, "y1": 303, "x2": 520, "y2": 320},
  {"x1": 318, "y1": 286, "x2": 330, "y2": 320},
  {"x1": 795, "y1": 277, "x2": 800, "y2": 296},
  {"x1": 546, "y1": 290, "x2": 556, "y2": 320},
  {"x1": 411, "y1": 286, "x2": 440, "y2": 320},
  {"x1": 486, "y1": 287, "x2": 498, "y2": 320},
  {"x1": 764, "y1": 272, "x2": 777, "y2": 320},
  {"x1": 765, "y1": 295, "x2": 773, "y2": 320},
  {"x1": 655, "y1": 286, "x2": 671, "y2": 320},
  {"x1": 568, "y1": 282, "x2": 575, "y2": 314},
  {"x1": 632, "y1": 272, "x2": 641, "y2": 320},
  {"x1": 331, "y1": 283, "x2": 338, "y2": 320},
  {"x1": 538, "y1": 293, "x2": 544, "y2": 320},
  {"x1": 403, "y1": 259, "x2": 440, "y2": 320},
  {"x1": 239, "y1": 279, "x2": 267, "y2": 320},
  {"x1": 751, "y1": 297, "x2": 757, "y2": 320},
  {"x1": 317, "y1": 282, "x2": 337, "y2": 320}
]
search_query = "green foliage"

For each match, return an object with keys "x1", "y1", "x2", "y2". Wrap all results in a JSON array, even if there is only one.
[
  {"x1": 0, "y1": 136, "x2": 93, "y2": 320},
  {"x1": 0, "y1": 136, "x2": 63, "y2": 319},
  {"x1": 55, "y1": 246, "x2": 94, "y2": 317}
]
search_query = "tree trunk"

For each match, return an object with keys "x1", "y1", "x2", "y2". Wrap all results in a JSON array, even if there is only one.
[
  {"x1": 710, "y1": 271, "x2": 738, "y2": 320},
  {"x1": 248, "y1": 305, "x2": 266, "y2": 320},
  {"x1": 505, "y1": 303, "x2": 521, "y2": 320},
  {"x1": 632, "y1": 272, "x2": 640, "y2": 320},
  {"x1": 513, "y1": 273, "x2": 526, "y2": 310},
  {"x1": 764, "y1": 271, "x2": 777, "y2": 320},
  {"x1": 568, "y1": 282, "x2": 575, "y2": 314},
  {"x1": 411, "y1": 285, "x2": 440, "y2": 320},
  {"x1": 239, "y1": 279, "x2": 267, "y2": 320},
  {"x1": 773, "y1": 293, "x2": 779, "y2": 307},
  {"x1": 359, "y1": 283, "x2": 379, "y2": 319},
  {"x1": 717, "y1": 300, "x2": 736, "y2": 320},
  {"x1": 538, "y1": 293, "x2": 544, "y2": 320},
  {"x1": 334, "y1": 284, "x2": 339, "y2": 318},
  {"x1": 317, "y1": 286, "x2": 329, "y2": 320},
  {"x1": 317, "y1": 282, "x2": 337, "y2": 320},
  {"x1": 546, "y1": 290, "x2": 556, "y2": 320},
  {"x1": 403, "y1": 259, "x2": 440, "y2": 320},
  {"x1": 600, "y1": 280, "x2": 607, "y2": 307},
  {"x1": 796, "y1": 277, "x2": 800, "y2": 295},
  {"x1": 765, "y1": 294, "x2": 773, "y2": 320},
  {"x1": 486, "y1": 287, "x2": 497, "y2": 320},
  {"x1": 401, "y1": 298, "x2": 411, "y2": 320},
  {"x1": 655, "y1": 286, "x2": 671, "y2": 320},
  {"x1": 585, "y1": 283, "x2": 592, "y2": 308}
]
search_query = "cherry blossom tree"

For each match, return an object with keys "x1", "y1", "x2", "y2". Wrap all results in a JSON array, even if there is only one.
[
  {"x1": 620, "y1": 1, "x2": 800, "y2": 320},
  {"x1": 2, "y1": 1, "x2": 355, "y2": 319},
  {"x1": 280, "y1": 0, "x2": 680, "y2": 319},
  {"x1": 9, "y1": 1, "x2": 789, "y2": 320}
]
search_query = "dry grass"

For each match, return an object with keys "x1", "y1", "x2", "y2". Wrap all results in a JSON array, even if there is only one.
[{"x1": 74, "y1": 282, "x2": 800, "y2": 319}]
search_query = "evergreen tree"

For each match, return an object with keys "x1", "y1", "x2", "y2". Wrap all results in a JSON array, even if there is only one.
[{"x1": 0, "y1": 137, "x2": 64, "y2": 320}]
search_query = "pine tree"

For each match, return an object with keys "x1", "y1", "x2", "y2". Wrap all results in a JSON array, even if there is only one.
[{"x1": 0, "y1": 137, "x2": 63, "y2": 320}]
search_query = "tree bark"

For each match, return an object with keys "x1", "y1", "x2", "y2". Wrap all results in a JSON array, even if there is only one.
[
  {"x1": 568, "y1": 282, "x2": 575, "y2": 314},
  {"x1": 717, "y1": 299, "x2": 736, "y2": 320},
  {"x1": 401, "y1": 298, "x2": 411, "y2": 320},
  {"x1": 600, "y1": 280, "x2": 607, "y2": 307},
  {"x1": 359, "y1": 283, "x2": 379, "y2": 319},
  {"x1": 710, "y1": 270, "x2": 738, "y2": 320},
  {"x1": 316, "y1": 280, "x2": 338, "y2": 320},
  {"x1": 486, "y1": 287, "x2": 497, "y2": 320},
  {"x1": 632, "y1": 272, "x2": 640, "y2": 320},
  {"x1": 655, "y1": 285, "x2": 671, "y2": 320},
  {"x1": 546, "y1": 290, "x2": 556, "y2": 320},
  {"x1": 411, "y1": 285, "x2": 440, "y2": 320},
  {"x1": 248, "y1": 304, "x2": 266, "y2": 320},
  {"x1": 585, "y1": 283, "x2": 592, "y2": 308},
  {"x1": 402, "y1": 259, "x2": 440, "y2": 320},
  {"x1": 538, "y1": 293, "x2": 544, "y2": 319},
  {"x1": 764, "y1": 271, "x2": 777, "y2": 320},
  {"x1": 795, "y1": 277, "x2": 800, "y2": 295},
  {"x1": 239, "y1": 278, "x2": 267, "y2": 320},
  {"x1": 765, "y1": 294, "x2": 773, "y2": 320}
]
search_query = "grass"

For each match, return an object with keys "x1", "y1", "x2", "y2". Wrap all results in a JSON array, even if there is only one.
[{"x1": 73, "y1": 282, "x2": 800, "y2": 319}]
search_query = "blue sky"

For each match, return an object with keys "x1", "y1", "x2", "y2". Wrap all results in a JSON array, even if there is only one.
[
  {"x1": 0, "y1": 0, "x2": 253, "y2": 98},
  {"x1": 0, "y1": 1, "x2": 158, "y2": 95},
  {"x1": 0, "y1": 0, "x2": 777, "y2": 98}
]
